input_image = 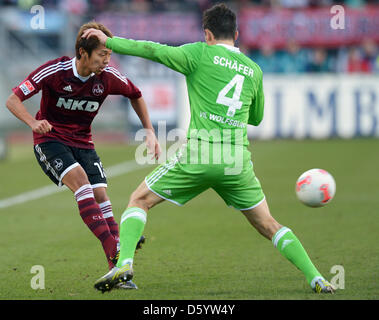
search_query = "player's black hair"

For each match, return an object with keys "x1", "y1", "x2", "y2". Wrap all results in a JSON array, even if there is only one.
[
  {"x1": 202, "y1": 3, "x2": 237, "y2": 40},
  {"x1": 75, "y1": 21, "x2": 113, "y2": 60}
]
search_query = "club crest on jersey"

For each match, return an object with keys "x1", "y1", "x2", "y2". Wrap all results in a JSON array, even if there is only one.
[
  {"x1": 56, "y1": 97, "x2": 99, "y2": 112},
  {"x1": 92, "y1": 83, "x2": 104, "y2": 96}
]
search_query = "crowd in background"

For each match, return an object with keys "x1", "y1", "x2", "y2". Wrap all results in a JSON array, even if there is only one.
[
  {"x1": 1, "y1": 0, "x2": 377, "y2": 12},
  {"x1": 1, "y1": 0, "x2": 377, "y2": 10},
  {"x1": 1, "y1": 0, "x2": 378, "y2": 74},
  {"x1": 250, "y1": 38, "x2": 379, "y2": 74}
]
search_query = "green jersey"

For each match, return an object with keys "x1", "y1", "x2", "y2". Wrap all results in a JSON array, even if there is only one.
[{"x1": 106, "y1": 38, "x2": 264, "y2": 146}]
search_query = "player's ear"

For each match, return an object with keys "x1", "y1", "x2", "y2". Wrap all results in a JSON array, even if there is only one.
[
  {"x1": 79, "y1": 47, "x2": 88, "y2": 60},
  {"x1": 204, "y1": 29, "x2": 215, "y2": 44},
  {"x1": 234, "y1": 30, "x2": 239, "y2": 42}
]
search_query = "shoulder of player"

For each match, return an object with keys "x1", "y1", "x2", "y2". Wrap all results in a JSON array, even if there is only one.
[
  {"x1": 241, "y1": 52, "x2": 262, "y2": 71},
  {"x1": 177, "y1": 42, "x2": 206, "y2": 63},
  {"x1": 251, "y1": 60, "x2": 263, "y2": 77},
  {"x1": 101, "y1": 66, "x2": 129, "y2": 85},
  {"x1": 31, "y1": 56, "x2": 73, "y2": 84},
  {"x1": 179, "y1": 41, "x2": 206, "y2": 54},
  {"x1": 179, "y1": 41, "x2": 205, "y2": 48},
  {"x1": 240, "y1": 53, "x2": 263, "y2": 78}
]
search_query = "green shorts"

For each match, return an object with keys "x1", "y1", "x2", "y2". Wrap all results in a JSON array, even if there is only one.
[{"x1": 145, "y1": 140, "x2": 265, "y2": 210}]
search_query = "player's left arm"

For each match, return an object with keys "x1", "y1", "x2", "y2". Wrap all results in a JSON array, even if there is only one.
[
  {"x1": 106, "y1": 70, "x2": 161, "y2": 160},
  {"x1": 130, "y1": 97, "x2": 161, "y2": 160},
  {"x1": 248, "y1": 72, "x2": 264, "y2": 126}
]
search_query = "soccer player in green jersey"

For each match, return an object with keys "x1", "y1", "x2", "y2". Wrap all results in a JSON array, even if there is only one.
[{"x1": 84, "y1": 3, "x2": 335, "y2": 294}]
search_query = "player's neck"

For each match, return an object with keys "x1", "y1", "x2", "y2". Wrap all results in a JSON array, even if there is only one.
[
  {"x1": 76, "y1": 58, "x2": 92, "y2": 77},
  {"x1": 207, "y1": 39, "x2": 235, "y2": 47},
  {"x1": 215, "y1": 40, "x2": 235, "y2": 47}
]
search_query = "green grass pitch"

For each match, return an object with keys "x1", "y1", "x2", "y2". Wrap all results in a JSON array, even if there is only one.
[{"x1": 0, "y1": 139, "x2": 378, "y2": 300}]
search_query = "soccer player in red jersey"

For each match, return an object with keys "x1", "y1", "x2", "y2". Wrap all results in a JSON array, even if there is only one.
[{"x1": 6, "y1": 22, "x2": 160, "y2": 289}]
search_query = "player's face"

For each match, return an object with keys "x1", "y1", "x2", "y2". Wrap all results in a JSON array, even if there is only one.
[{"x1": 86, "y1": 45, "x2": 112, "y2": 74}]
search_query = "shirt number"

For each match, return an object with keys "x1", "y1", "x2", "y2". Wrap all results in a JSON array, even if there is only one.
[
  {"x1": 94, "y1": 161, "x2": 106, "y2": 178},
  {"x1": 216, "y1": 74, "x2": 245, "y2": 117}
]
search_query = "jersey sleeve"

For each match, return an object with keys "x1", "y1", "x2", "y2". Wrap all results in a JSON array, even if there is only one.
[
  {"x1": 12, "y1": 57, "x2": 68, "y2": 102},
  {"x1": 105, "y1": 67, "x2": 142, "y2": 99},
  {"x1": 12, "y1": 69, "x2": 43, "y2": 102},
  {"x1": 248, "y1": 71, "x2": 264, "y2": 126},
  {"x1": 106, "y1": 37, "x2": 204, "y2": 76}
]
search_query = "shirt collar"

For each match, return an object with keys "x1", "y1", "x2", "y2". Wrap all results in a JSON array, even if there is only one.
[{"x1": 216, "y1": 43, "x2": 240, "y2": 53}]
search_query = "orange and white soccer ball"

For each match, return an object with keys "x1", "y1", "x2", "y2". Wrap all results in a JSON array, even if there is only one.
[{"x1": 295, "y1": 169, "x2": 336, "y2": 208}]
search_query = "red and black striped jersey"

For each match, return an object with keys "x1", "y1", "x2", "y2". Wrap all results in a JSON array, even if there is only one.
[{"x1": 12, "y1": 56, "x2": 142, "y2": 149}]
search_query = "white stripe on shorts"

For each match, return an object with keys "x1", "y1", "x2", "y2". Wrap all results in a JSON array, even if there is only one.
[
  {"x1": 35, "y1": 144, "x2": 61, "y2": 184},
  {"x1": 91, "y1": 183, "x2": 108, "y2": 189},
  {"x1": 144, "y1": 178, "x2": 183, "y2": 206},
  {"x1": 145, "y1": 160, "x2": 178, "y2": 187},
  {"x1": 239, "y1": 196, "x2": 266, "y2": 211},
  {"x1": 59, "y1": 163, "x2": 80, "y2": 185}
]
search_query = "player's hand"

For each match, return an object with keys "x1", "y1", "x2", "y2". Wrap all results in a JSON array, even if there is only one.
[
  {"x1": 82, "y1": 28, "x2": 108, "y2": 45},
  {"x1": 31, "y1": 119, "x2": 53, "y2": 134},
  {"x1": 146, "y1": 129, "x2": 161, "y2": 161}
]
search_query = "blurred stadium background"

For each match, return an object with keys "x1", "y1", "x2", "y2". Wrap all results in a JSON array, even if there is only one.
[{"x1": 0, "y1": 0, "x2": 378, "y2": 300}]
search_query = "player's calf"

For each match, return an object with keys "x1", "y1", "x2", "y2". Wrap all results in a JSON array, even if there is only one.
[
  {"x1": 74, "y1": 184, "x2": 118, "y2": 261},
  {"x1": 241, "y1": 199, "x2": 282, "y2": 240}
]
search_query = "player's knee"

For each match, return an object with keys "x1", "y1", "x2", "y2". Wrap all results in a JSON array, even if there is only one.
[
  {"x1": 129, "y1": 190, "x2": 150, "y2": 210},
  {"x1": 66, "y1": 179, "x2": 91, "y2": 193},
  {"x1": 62, "y1": 166, "x2": 91, "y2": 192},
  {"x1": 129, "y1": 189, "x2": 140, "y2": 202}
]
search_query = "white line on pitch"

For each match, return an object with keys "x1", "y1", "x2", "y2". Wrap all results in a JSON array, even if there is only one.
[{"x1": 0, "y1": 160, "x2": 150, "y2": 209}]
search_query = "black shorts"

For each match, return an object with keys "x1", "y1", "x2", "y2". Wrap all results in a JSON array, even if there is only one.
[{"x1": 34, "y1": 141, "x2": 107, "y2": 188}]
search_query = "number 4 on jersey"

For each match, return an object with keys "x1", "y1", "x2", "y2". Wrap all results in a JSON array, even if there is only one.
[{"x1": 216, "y1": 74, "x2": 245, "y2": 117}]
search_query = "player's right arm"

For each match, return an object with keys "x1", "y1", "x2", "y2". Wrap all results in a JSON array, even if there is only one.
[
  {"x1": 106, "y1": 38, "x2": 202, "y2": 75},
  {"x1": 6, "y1": 60, "x2": 57, "y2": 134},
  {"x1": 6, "y1": 93, "x2": 52, "y2": 134},
  {"x1": 248, "y1": 70, "x2": 264, "y2": 126},
  {"x1": 82, "y1": 29, "x2": 202, "y2": 75}
]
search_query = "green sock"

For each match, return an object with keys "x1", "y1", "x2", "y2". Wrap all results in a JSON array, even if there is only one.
[
  {"x1": 272, "y1": 227, "x2": 322, "y2": 285},
  {"x1": 116, "y1": 207, "x2": 147, "y2": 268}
]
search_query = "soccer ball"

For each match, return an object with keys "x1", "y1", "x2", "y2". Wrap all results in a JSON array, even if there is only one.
[{"x1": 295, "y1": 169, "x2": 336, "y2": 207}]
